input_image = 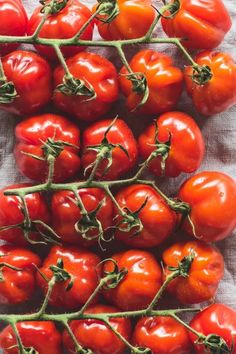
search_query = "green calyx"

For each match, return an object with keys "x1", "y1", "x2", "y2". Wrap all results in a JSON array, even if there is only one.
[
  {"x1": 196, "y1": 334, "x2": 233, "y2": 354},
  {"x1": 168, "y1": 252, "x2": 195, "y2": 278},
  {"x1": 191, "y1": 65, "x2": 213, "y2": 85},
  {"x1": 123, "y1": 72, "x2": 149, "y2": 111},
  {"x1": 40, "y1": 0, "x2": 68, "y2": 15},
  {"x1": 56, "y1": 75, "x2": 96, "y2": 100},
  {"x1": 102, "y1": 259, "x2": 128, "y2": 290},
  {"x1": 50, "y1": 258, "x2": 74, "y2": 291},
  {"x1": 0, "y1": 80, "x2": 18, "y2": 104},
  {"x1": 96, "y1": 0, "x2": 120, "y2": 23}
]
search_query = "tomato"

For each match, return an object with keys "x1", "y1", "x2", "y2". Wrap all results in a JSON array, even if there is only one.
[
  {"x1": 132, "y1": 316, "x2": 192, "y2": 354},
  {"x1": 190, "y1": 304, "x2": 236, "y2": 354},
  {"x1": 163, "y1": 241, "x2": 224, "y2": 304},
  {"x1": 82, "y1": 119, "x2": 138, "y2": 180},
  {"x1": 0, "y1": 245, "x2": 40, "y2": 305},
  {"x1": 184, "y1": 51, "x2": 236, "y2": 116},
  {"x1": 138, "y1": 111, "x2": 205, "y2": 177},
  {"x1": 51, "y1": 187, "x2": 113, "y2": 247},
  {"x1": 178, "y1": 171, "x2": 236, "y2": 243},
  {"x1": 0, "y1": 51, "x2": 52, "y2": 116},
  {"x1": 161, "y1": 0, "x2": 231, "y2": 50},
  {"x1": 53, "y1": 52, "x2": 119, "y2": 121},
  {"x1": 14, "y1": 114, "x2": 81, "y2": 183},
  {"x1": 27, "y1": 0, "x2": 94, "y2": 61},
  {"x1": 0, "y1": 0, "x2": 28, "y2": 55},
  {"x1": 0, "y1": 321, "x2": 62, "y2": 354},
  {"x1": 0, "y1": 183, "x2": 50, "y2": 245},
  {"x1": 94, "y1": 0, "x2": 155, "y2": 40},
  {"x1": 37, "y1": 246, "x2": 101, "y2": 310},
  {"x1": 115, "y1": 184, "x2": 176, "y2": 248},
  {"x1": 63, "y1": 304, "x2": 132, "y2": 354},
  {"x1": 103, "y1": 249, "x2": 162, "y2": 310}
]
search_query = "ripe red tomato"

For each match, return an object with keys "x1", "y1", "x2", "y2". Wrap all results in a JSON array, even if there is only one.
[
  {"x1": 161, "y1": 0, "x2": 231, "y2": 50},
  {"x1": 0, "y1": 183, "x2": 50, "y2": 245},
  {"x1": 27, "y1": 0, "x2": 94, "y2": 61},
  {"x1": 132, "y1": 316, "x2": 192, "y2": 354},
  {"x1": 53, "y1": 52, "x2": 119, "y2": 121},
  {"x1": 184, "y1": 51, "x2": 236, "y2": 116},
  {"x1": 14, "y1": 114, "x2": 81, "y2": 183},
  {"x1": 51, "y1": 187, "x2": 113, "y2": 246},
  {"x1": 115, "y1": 184, "x2": 177, "y2": 248},
  {"x1": 63, "y1": 304, "x2": 132, "y2": 354},
  {"x1": 138, "y1": 111, "x2": 205, "y2": 177},
  {"x1": 37, "y1": 246, "x2": 101, "y2": 310},
  {"x1": 0, "y1": 245, "x2": 40, "y2": 305},
  {"x1": 119, "y1": 50, "x2": 183, "y2": 115},
  {"x1": 190, "y1": 304, "x2": 236, "y2": 354},
  {"x1": 178, "y1": 171, "x2": 236, "y2": 242},
  {"x1": 82, "y1": 119, "x2": 138, "y2": 180},
  {"x1": 0, "y1": 321, "x2": 62, "y2": 354},
  {"x1": 0, "y1": 51, "x2": 52, "y2": 116},
  {"x1": 0, "y1": 0, "x2": 28, "y2": 55},
  {"x1": 163, "y1": 241, "x2": 224, "y2": 304},
  {"x1": 103, "y1": 249, "x2": 162, "y2": 310}
]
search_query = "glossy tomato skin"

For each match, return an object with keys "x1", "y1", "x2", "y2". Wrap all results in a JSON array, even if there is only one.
[
  {"x1": 115, "y1": 184, "x2": 177, "y2": 248},
  {"x1": 0, "y1": 184, "x2": 50, "y2": 246},
  {"x1": 184, "y1": 51, "x2": 236, "y2": 116},
  {"x1": 132, "y1": 316, "x2": 192, "y2": 354},
  {"x1": 163, "y1": 241, "x2": 224, "y2": 304},
  {"x1": 162, "y1": 0, "x2": 231, "y2": 50},
  {"x1": 0, "y1": 51, "x2": 52, "y2": 116},
  {"x1": 63, "y1": 304, "x2": 132, "y2": 354},
  {"x1": 0, "y1": 321, "x2": 62, "y2": 354},
  {"x1": 94, "y1": 0, "x2": 155, "y2": 40},
  {"x1": 37, "y1": 246, "x2": 101, "y2": 310},
  {"x1": 14, "y1": 114, "x2": 81, "y2": 183},
  {"x1": 53, "y1": 52, "x2": 119, "y2": 121},
  {"x1": 190, "y1": 304, "x2": 236, "y2": 353},
  {"x1": 27, "y1": 0, "x2": 94, "y2": 61},
  {"x1": 0, "y1": 245, "x2": 41, "y2": 305},
  {"x1": 119, "y1": 50, "x2": 183, "y2": 115},
  {"x1": 178, "y1": 171, "x2": 236, "y2": 242},
  {"x1": 51, "y1": 187, "x2": 113, "y2": 246},
  {"x1": 138, "y1": 112, "x2": 205, "y2": 177},
  {"x1": 82, "y1": 119, "x2": 138, "y2": 180},
  {"x1": 103, "y1": 249, "x2": 162, "y2": 311}
]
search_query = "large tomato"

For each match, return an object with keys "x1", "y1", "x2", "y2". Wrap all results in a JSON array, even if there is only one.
[
  {"x1": 82, "y1": 118, "x2": 138, "y2": 180},
  {"x1": 178, "y1": 171, "x2": 236, "y2": 242},
  {"x1": 63, "y1": 304, "x2": 132, "y2": 354},
  {"x1": 0, "y1": 51, "x2": 52, "y2": 116},
  {"x1": 53, "y1": 52, "x2": 119, "y2": 121},
  {"x1": 27, "y1": 0, "x2": 94, "y2": 61},
  {"x1": 103, "y1": 249, "x2": 162, "y2": 310},
  {"x1": 184, "y1": 51, "x2": 236, "y2": 116},
  {"x1": 138, "y1": 111, "x2": 205, "y2": 177},
  {"x1": 14, "y1": 114, "x2": 81, "y2": 183},
  {"x1": 161, "y1": 0, "x2": 231, "y2": 50},
  {"x1": 163, "y1": 241, "x2": 224, "y2": 304}
]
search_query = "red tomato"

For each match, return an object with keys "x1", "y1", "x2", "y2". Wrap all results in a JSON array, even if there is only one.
[
  {"x1": 0, "y1": 183, "x2": 50, "y2": 245},
  {"x1": 115, "y1": 184, "x2": 176, "y2": 248},
  {"x1": 163, "y1": 241, "x2": 224, "y2": 304},
  {"x1": 0, "y1": 51, "x2": 52, "y2": 116},
  {"x1": 0, "y1": 0, "x2": 28, "y2": 55},
  {"x1": 132, "y1": 316, "x2": 192, "y2": 354},
  {"x1": 37, "y1": 246, "x2": 101, "y2": 310},
  {"x1": 184, "y1": 51, "x2": 236, "y2": 116},
  {"x1": 103, "y1": 249, "x2": 162, "y2": 310},
  {"x1": 0, "y1": 321, "x2": 62, "y2": 354},
  {"x1": 53, "y1": 52, "x2": 119, "y2": 121},
  {"x1": 82, "y1": 119, "x2": 138, "y2": 180},
  {"x1": 178, "y1": 171, "x2": 236, "y2": 242},
  {"x1": 51, "y1": 187, "x2": 113, "y2": 247},
  {"x1": 161, "y1": 0, "x2": 231, "y2": 50},
  {"x1": 0, "y1": 245, "x2": 40, "y2": 305},
  {"x1": 14, "y1": 114, "x2": 81, "y2": 183},
  {"x1": 119, "y1": 50, "x2": 183, "y2": 115},
  {"x1": 27, "y1": 0, "x2": 94, "y2": 61},
  {"x1": 190, "y1": 304, "x2": 236, "y2": 354},
  {"x1": 63, "y1": 304, "x2": 132, "y2": 354},
  {"x1": 138, "y1": 112, "x2": 205, "y2": 177}
]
